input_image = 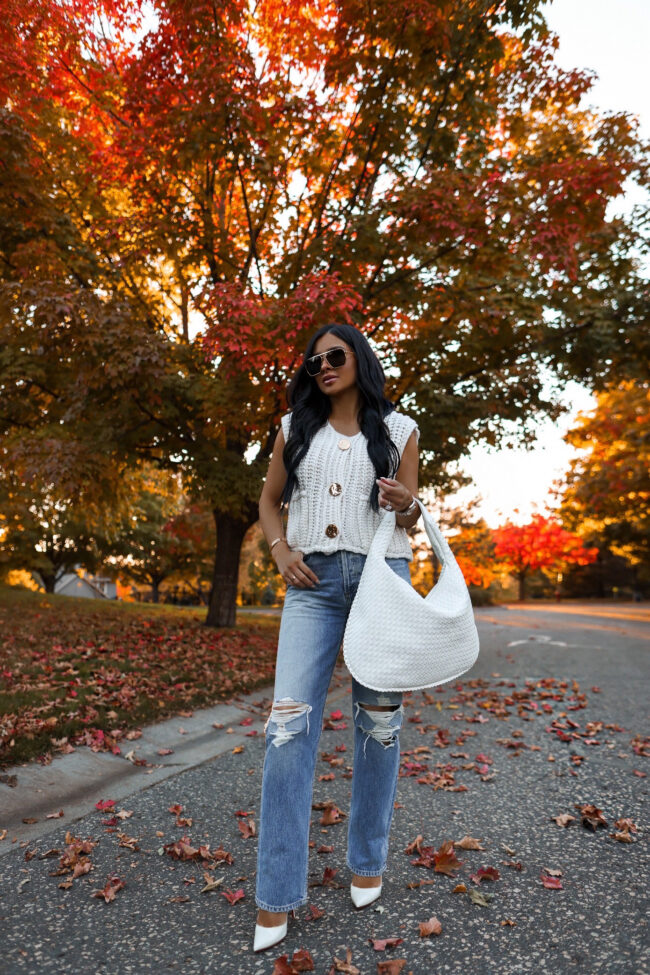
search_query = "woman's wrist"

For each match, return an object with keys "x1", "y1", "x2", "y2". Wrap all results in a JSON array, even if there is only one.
[
  {"x1": 397, "y1": 495, "x2": 418, "y2": 516},
  {"x1": 270, "y1": 538, "x2": 290, "y2": 560},
  {"x1": 395, "y1": 495, "x2": 420, "y2": 525}
]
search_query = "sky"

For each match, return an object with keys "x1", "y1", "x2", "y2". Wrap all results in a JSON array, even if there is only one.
[{"x1": 446, "y1": 0, "x2": 649, "y2": 528}]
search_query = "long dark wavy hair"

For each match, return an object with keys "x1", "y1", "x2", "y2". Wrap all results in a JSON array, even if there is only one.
[{"x1": 281, "y1": 323, "x2": 401, "y2": 513}]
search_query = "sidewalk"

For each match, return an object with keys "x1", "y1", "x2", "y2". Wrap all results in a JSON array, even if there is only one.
[
  {"x1": 1, "y1": 604, "x2": 648, "y2": 974},
  {"x1": 0, "y1": 681, "x2": 284, "y2": 853}
]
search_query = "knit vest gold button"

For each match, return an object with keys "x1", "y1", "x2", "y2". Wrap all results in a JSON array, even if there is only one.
[{"x1": 279, "y1": 410, "x2": 419, "y2": 561}]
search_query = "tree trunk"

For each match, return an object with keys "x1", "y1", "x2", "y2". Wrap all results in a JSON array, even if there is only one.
[
  {"x1": 596, "y1": 549, "x2": 605, "y2": 598},
  {"x1": 41, "y1": 571, "x2": 57, "y2": 593},
  {"x1": 151, "y1": 579, "x2": 160, "y2": 604},
  {"x1": 205, "y1": 508, "x2": 256, "y2": 627},
  {"x1": 518, "y1": 569, "x2": 526, "y2": 602}
]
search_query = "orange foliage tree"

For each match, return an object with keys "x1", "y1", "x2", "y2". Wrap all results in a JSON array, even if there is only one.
[
  {"x1": 556, "y1": 381, "x2": 650, "y2": 581},
  {"x1": 409, "y1": 497, "x2": 496, "y2": 599},
  {"x1": 492, "y1": 514, "x2": 598, "y2": 601}
]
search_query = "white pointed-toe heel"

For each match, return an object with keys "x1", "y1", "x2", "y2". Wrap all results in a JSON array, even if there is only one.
[
  {"x1": 253, "y1": 916, "x2": 288, "y2": 952},
  {"x1": 350, "y1": 882, "x2": 382, "y2": 908}
]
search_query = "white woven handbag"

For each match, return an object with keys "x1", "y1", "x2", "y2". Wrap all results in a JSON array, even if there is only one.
[{"x1": 343, "y1": 498, "x2": 480, "y2": 692}]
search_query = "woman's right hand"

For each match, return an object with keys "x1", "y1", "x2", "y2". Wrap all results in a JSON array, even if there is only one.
[{"x1": 274, "y1": 544, "x2": 320, "y2": 589}]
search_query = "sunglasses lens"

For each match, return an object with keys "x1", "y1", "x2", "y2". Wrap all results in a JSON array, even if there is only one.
[
  {"x1": 326, "y1": 348, "x2": 346, "y2": 368},
  {"x1": 305, "y1": 356, "x2": 321, "y2": 376}
]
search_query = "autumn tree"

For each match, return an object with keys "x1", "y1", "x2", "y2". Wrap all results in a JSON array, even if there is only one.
[
  {"x1": 106, "y1": 467, "x2": 213, "y2": 603},
  {"x1": 554, "y1": 380, "x2": 650, "y2": 588},
  {"x1": 0, "y1": 467, "x2": 107, "y2": 592},
  {"x1": 239, "y1": 524, "x2": 286, "y2": 606},
  {"x1": 492, "y1": 514, "x2": 598, "y2": 601},
  {"x1": 410, "y1": 497, "x2": 496, "y2": 599},
  {"x1": 1, "y1": 0, "x2": 648, "y2": 625}
]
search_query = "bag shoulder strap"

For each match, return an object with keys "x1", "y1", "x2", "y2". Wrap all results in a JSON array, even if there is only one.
[{"x1": 368, "y1": 498, "x2": 451, "y2": 565}]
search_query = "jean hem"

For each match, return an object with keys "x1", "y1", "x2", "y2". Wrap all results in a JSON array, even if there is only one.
[
  {"x1": 347, "y1": 861, "x2": 386, "y2": 877},
  {"x1": 255, "y1": 894, "x2": 308, "y2": 912}
]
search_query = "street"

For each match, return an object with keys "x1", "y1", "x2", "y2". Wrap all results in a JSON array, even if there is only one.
[{"x1": 0, "y1": 602, "x2": 648, "y2": 975}]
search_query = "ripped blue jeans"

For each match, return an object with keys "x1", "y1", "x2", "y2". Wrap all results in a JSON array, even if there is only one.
[{"x1": 255, "y1": 549, "x2": 411, "y2": 913}]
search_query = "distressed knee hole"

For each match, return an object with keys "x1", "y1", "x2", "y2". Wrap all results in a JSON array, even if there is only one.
[
  {"x1": 264, "y1": 698, "x2": 312, "y2": 747},
  {"x1": 355, "y1": 701, "x2": 404, "y2": 756}
]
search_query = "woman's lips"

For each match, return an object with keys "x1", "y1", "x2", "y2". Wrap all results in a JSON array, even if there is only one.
[{"x1": 322, "y1": 375, "x2": 337, "y2": 385}]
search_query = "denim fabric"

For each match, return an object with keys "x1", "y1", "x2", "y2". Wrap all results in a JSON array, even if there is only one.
[{"x1": 255, "y1": 549, "x2": 412, "y2": 912}]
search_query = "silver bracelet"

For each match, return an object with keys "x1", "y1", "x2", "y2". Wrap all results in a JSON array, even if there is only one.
[{"x1": 397, "y1": 496, "x2": 419, "y2": 517}]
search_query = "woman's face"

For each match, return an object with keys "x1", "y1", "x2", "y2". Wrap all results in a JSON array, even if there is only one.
[{"x1": 309, "y1": 333, "x2": 358, "y2": 398}]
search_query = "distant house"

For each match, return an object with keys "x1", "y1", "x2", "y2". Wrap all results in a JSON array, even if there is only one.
[
  {"x1": 32, "y1": 567, "x2": 118, "y2": 599},
  {"x1": 56, "y1": 570, "x2": 117, "y2": 599}
]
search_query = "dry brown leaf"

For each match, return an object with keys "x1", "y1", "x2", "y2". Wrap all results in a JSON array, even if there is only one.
[
  {"x1": 272, "y1": 950, "x2": 315, "y2": 974},
  {"x1": 454, "y1": 835, "x2": 484, "y2": 850},
  {"x1": 574, "y1": 802, "x2": 607, "y2": 830},
  {"x1": 369, "y1": 936, "x2": 404, "y2": 950},
  {"x1": 403, "y1": 834, "x2": 424, "y2": 855},
  {"x1": 305, "y1": 903, "x2": 325, "y2": 921},
  {"x1": 92, "y1": 875, "x2": 125, "y2": 902},
  {"x1": 552, "y1": 813, "x2": 576, "y2": 827},
  {"x1": 376, "y1": 961, "x2": 407, "y2": 974},
  {"x1": 418, "y1": 916, "x2": 442, "y2": 937},
  {"x1": 332, "y1": 948, "x2": 360, "y2": 974},
  {"x1": 540, "y1": 871, "x2": 563, "y2": 889},
  {"x1": 117, "y1": 832, "x2": 139, "y2": 851},
  {"x1": 320, "y1": 804, "x2": 346, "y2": 826},
  {"x1": 200, "y1": 875, "x2": 225, "y2": 893},
  {"x1": 237, "y1": 818, "x2": 256, "y2": 839}
]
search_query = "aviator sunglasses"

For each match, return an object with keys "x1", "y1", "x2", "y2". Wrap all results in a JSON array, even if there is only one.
[{"x1": 304, "y1": 346, "x2": 353, "y2": 377}]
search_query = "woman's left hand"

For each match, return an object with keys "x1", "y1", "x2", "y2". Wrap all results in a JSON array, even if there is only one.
[{"x1": 376, "y1": 477, "x2": 412, "y2": 512}]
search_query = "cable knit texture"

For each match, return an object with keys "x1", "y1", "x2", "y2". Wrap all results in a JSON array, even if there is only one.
[{"x1": 281, "y1": 409, "x2": 420, "y2": 561}]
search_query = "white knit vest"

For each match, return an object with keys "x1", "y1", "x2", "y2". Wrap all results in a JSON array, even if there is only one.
[{"x1": 280, "y1": 409, "x2": 420, "y2": 561}]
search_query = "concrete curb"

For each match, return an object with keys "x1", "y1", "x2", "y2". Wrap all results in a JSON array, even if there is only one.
[{"x1": 0, "y1": 680, "x2": 350, "y2": 854}]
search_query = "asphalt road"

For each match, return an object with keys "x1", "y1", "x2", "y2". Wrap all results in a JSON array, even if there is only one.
[{"x1": 0, "y1": 601, "x2": 648, "y2": 975}]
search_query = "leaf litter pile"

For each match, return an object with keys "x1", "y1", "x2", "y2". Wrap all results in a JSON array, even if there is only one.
[{"x1": 0, "y1": 588, "x2": 279, "y2": 764}]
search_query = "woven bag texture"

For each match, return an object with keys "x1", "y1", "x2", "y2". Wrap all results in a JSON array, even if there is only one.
[{"x1": 343, "y1": 499, "x2": 480, "y2": 692}]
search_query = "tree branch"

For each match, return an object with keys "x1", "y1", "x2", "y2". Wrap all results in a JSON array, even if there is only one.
[
  {"x1": 235, "y1": 156, "x2": 265, "y2": 292},
  {"x1": 54, "y1": 56, "x2": 131, "y2": 129}
]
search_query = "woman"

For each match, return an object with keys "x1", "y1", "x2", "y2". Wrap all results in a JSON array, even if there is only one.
[{"x1": 254, "y1": 322, "x2": 421, "y2": 952}]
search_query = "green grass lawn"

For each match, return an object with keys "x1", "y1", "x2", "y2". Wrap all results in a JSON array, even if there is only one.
[{"x1": 0, "y1": 584, "x2": 280, "y2": 767}]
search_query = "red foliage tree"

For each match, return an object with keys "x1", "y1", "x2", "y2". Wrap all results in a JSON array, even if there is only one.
[{"x1": 493, "y1": 514, "x2": 598, "y2": 601}]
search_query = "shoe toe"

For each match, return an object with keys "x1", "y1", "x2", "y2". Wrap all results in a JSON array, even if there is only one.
[
  {"x1": 350, "y1": 883, "x2": 382, "y2": 908},
  {"x1": 253, "y1": 920, "x2": 288, "y2": 952}
]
